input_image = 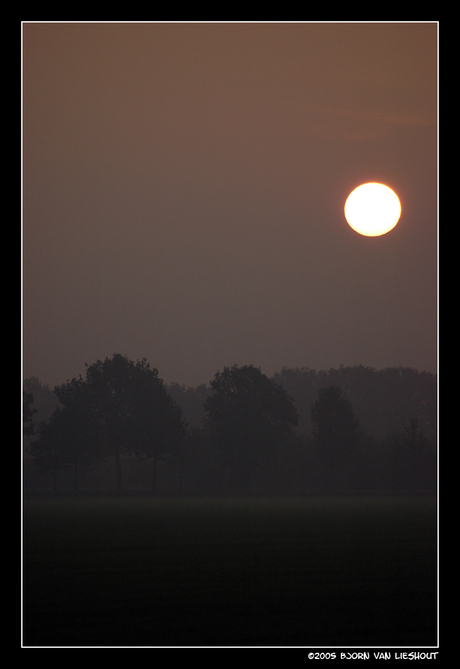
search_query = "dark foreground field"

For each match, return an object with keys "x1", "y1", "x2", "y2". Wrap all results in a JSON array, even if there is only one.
[{"x1": 22, "y1": 496, "x2": 437, "y2": 647}]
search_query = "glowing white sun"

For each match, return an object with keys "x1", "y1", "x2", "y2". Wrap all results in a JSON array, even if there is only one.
[{"x1": 344, "y1": 183, "x2": 401, "y2": 237}]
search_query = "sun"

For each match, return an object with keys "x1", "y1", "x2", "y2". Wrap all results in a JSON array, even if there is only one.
[{"x1": 344, "y1": 183, "x2": 401, "y2": 237}]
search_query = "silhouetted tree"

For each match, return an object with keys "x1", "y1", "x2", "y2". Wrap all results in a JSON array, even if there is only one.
[
  {"x1": 129, "y1": 365, "x2": 187, "y2": 494},
  {"x1": 204, "y1": 365, "x2": 298, "y2": 493},
  {"x1": 272, "y1": 367, "x2": 317, "y2": 435},
  {"x1": 54, "y1": 354, "x2": 186, "y2": 493},
  {"x1": 30, "y1": 415, "x2": 65, "y2": 494},
  {"x1": 23, "y1": 391, "x2": 36, "y2": 437},
  {"x1": 64, "y1": 355, "x2": 138, "y2": 493},
  {"x1": 392, "y1": 417, "x2": 437, "y2": 493},
  {"x1": 23, "y1": 378, "x2": 61, "y2": 463},
  {"x1": 30, "y1": 401, "x2": 101, "y2": 494},
  {"x1": 166, "y1": 383, "x2": 210, "y2": 429},
  {"x1": 311, "y1": 385, "x2": 360, "y2": 491},
  {"x1": 23, "y1": 377, "x2": 60, "y2": 422},
  {"x1": 273, "y1": 365, "x2": 436, "y2": 443}
]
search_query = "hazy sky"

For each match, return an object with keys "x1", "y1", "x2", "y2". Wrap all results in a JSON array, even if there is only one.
[{"x1": 22, "y1": 22, "x2": 437, "y2": 389}]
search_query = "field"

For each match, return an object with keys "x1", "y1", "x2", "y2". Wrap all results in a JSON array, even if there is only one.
[{"x1": 22, "y1": 496, "x2": 437, "y2": 647}]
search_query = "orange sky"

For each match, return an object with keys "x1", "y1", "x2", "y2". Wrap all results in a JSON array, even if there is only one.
[{"x1": 22, "y1": 22, "x2": 437, "y2": 388}]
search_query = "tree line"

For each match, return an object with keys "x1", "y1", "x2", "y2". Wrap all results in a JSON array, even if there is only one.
[{"x1": 23, "y1": 354, "x2": 437, "y2": 496}]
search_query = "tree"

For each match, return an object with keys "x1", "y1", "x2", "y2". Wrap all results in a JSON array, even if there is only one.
[
  {"x1": 23, "y1": 377, "x2": 60, "y2": 424},
  {"x1": 166, "y1": 382, "x2": 210, "y2": 428},
  {"x1": 311, "y1": 385, "x2": 360, "y2": 490},
  {"x1": 30, "y1": 402, "x2": 101, "y2": 494},
  {"x1": 23, "y1": 391, "x2": 36, "y2": 438},
  {"x1": 128, "y1": 363, "x2": 187, "y2": 494},
  {"x1": 55, "y1": 354, "x2": 186, "y2": 493},
  {"x1": 392, "y1": 417, "x2": 437, "y2": 493},
  {"x1": 30, "y1": 413, "x2": 66, "y2": 494},
  {"x1": 57, "y1": 354, "x2": 141, "y2": 493},
  {"x1": 204, "y1": 365, "x2": 298, "y2": 492},
  {"x1": 23, "y1": 378, "x2": 61, "y2": 461}
]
